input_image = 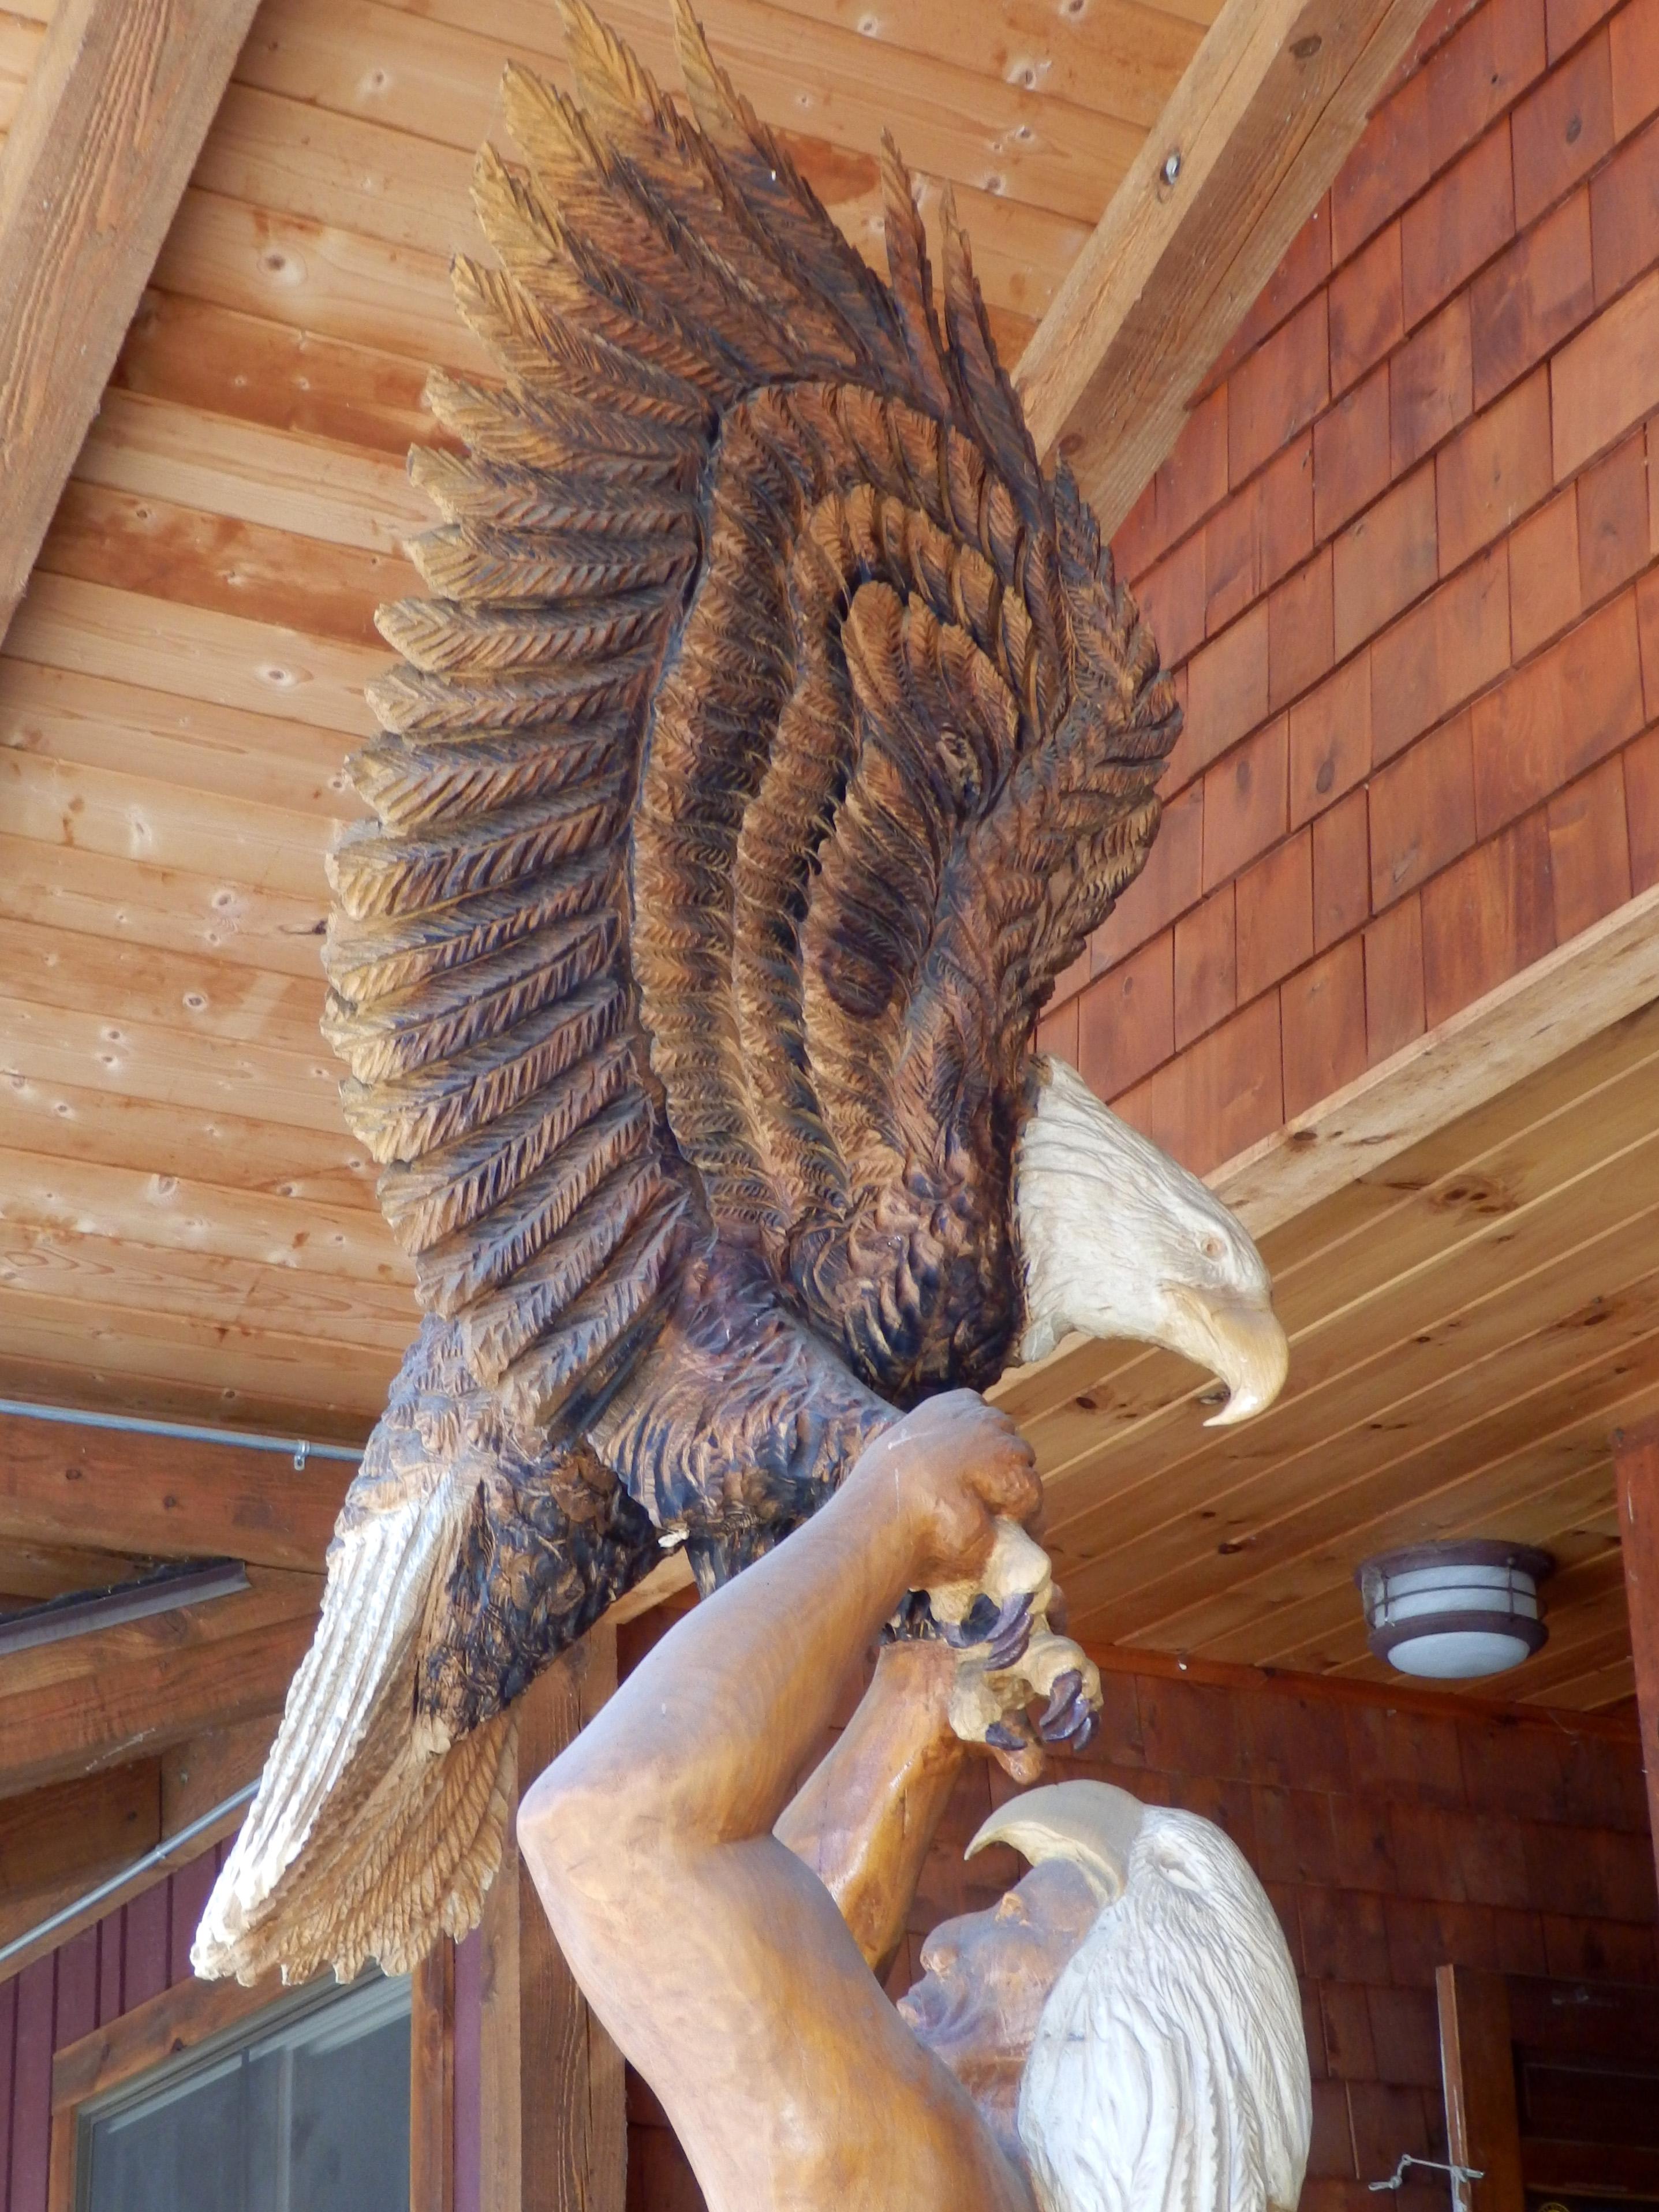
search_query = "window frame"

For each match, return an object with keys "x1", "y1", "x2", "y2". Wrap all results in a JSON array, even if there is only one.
[{"x1": 47, "y1": 1956, "x2": 410, "y2": 2212}]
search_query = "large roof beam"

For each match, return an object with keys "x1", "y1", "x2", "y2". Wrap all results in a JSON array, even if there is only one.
[
  {"x1": 1014, "y1": 0, "x2": 1441, "y2": 536},
  {"x1": 0, "y1": 0, "x2": 263, "y2": 647}
]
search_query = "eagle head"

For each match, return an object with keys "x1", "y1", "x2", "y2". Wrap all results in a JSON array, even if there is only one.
[{"x1": 1011, "y1": 1057, "x2": 1288, "y2": 1425}]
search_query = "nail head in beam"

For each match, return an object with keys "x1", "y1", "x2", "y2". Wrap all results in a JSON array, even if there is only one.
[{"x1": 1013, "y1": 0, "x2": 1444, "y2": 537}]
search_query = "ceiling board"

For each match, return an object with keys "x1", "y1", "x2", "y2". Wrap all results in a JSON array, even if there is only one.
[{"x1": 1037, "y1": 1002, "x2": 1659, "y2": 1706}]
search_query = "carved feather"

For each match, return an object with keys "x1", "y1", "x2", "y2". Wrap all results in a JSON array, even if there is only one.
[{"x1": 201, "y1": 0, "x2": 1181, "y2": 1990}]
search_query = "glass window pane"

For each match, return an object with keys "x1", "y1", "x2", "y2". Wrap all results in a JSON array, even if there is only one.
[{"x1": 81, "y1": 1972, "x2": 410, "y2": 2212}]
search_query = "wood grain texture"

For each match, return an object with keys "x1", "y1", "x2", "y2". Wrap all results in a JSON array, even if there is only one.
[
  {"x1": 480, "y1": 1630, "x2": 624, "y2": 2212},
  {"x1": 0, "y1": 1720, "x2": 274, "y2": 1981},
  {"x1": 0, "y1": 0, "x2": 266, "y2": 642},
  {"x1": 1612, "y1": 1415, "x2": 1659, "y2": 1885},
  {"x1": 1437, "y1": 1966, "x2": 1526, "y2": 2212},
  {"x1": 412, "y1": 1937, "x2": 457, "y2": 2212},
  {"x1": 50, "y1": 1961, "x2": 282, "y2": 2109},
  {"x1": 0, "y1": 1406, "x2": 351, "y2": 1570},
  {"x1": 1213, "y1": 883, "x2": 1659, "y2": 1242},
  {"x1": 0, "y1": 1565, "x2": 320, "y2": 1796},
  {"x1": 0, "y1": 1763, "x2": 162, "y2": 1946},
  {"x1": 1014, "y1": 0, "x2": 1438, "y2": 530}
]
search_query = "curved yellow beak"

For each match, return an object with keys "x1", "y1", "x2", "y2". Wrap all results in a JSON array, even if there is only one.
[{"x1": 1164, "y1": 1286, "x2": 1290, "y2": 1426}]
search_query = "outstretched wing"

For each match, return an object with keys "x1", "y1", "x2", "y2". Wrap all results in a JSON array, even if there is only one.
[
  {"x1": 195, "y1": 1320, "x2": 661, "y2": 1985},
  {"x1": 201, "y1": 0, "x2": 1179, "y2": 1985},
  {"x1": 327, "y1": 0, "x2": 1177, "y2": 1428}
]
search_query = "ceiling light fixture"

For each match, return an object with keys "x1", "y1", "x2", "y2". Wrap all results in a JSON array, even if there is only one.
[{"x1": 1355, "y1": 1541, "x2": 1553, "y2": 1681}]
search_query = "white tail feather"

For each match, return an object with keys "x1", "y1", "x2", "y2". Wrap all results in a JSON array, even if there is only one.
[{"x1": 193, "y1": 1465, "x2": 487, "y2": 1985}]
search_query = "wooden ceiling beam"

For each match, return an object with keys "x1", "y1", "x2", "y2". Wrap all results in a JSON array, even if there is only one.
[
  {"x1": 0, "y1": 0, "x2": 265, "y2": 648},
  {"x1": 0, "y1": 1407, "x2": 353, "y2": 1571},
  {"x1": 0, "y1": 1564, "x2": 319, "y2": 1798},
  {"x1": 1014, "y1": 0, "x2": 1440, "y2": 534}
]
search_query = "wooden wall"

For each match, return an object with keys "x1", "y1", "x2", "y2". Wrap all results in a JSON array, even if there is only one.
[
  {"x1": 619, "y1": 1642, "x2": 1659, "y2": 2212},
  {"x1": 3, "y1": 1649, "x2": 1651, "y2": 2212},
  {"x1": 1039, "y1": 0, "x2": 1659, "y2": 1178},
  {"x1": 1, "y1": 1844, "x2": 230, "y2": 2212}
]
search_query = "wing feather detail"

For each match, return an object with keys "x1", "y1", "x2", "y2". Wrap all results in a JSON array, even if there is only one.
[
  {"x1": 195, "y1": 1329, "x2": 661, "y2": 1986},
  {"x1": 215, "y1": 0, "x2": 1183, "y2": 1988}
]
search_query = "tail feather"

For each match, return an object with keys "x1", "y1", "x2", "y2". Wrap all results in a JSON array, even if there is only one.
[
  {"x1": 192, "y1": 1318, "x2": 661, "y2": 1986},
  {"x1": 193, "y1": 1462, "x2": 481, "y2": 1983}
]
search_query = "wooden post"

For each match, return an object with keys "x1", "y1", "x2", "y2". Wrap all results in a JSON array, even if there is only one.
[
  {"x1": 1436, "y1": 1966, "x2": 1524, "y2": 2212},
  {"x1": 1614, "y1": 1417, "x2": 1659, "y2": 1881},
  {"x1": 411, "y1": 1937, "x2": 456, "y2": 2212},
  {"x1": 479, "y1": 1627, "x2": 625, "y2": 2212}
]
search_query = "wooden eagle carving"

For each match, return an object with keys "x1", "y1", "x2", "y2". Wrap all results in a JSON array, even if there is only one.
[{"x1": 194, "y1": 0, "x2": 1290, "y2": 1987}]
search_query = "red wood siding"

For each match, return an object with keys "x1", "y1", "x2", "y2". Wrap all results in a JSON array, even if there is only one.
[
  {"x1": 1039, "y1": 0, "x2": 1659, "y2": 1174},
  {"x1": 624, "y1": 1654, "x2": 1656, "y2": 2212},
  {"x1": 2, "y1": 1843, "x2": 230, "y2": 2212}
]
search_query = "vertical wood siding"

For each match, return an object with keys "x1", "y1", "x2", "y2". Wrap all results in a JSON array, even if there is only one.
[
  {"x1": 1038, "y1": 0, "x2": 1659, "y2": 1178},
  {"x1": 2, "y1": 1841, "x2": 231, "y2": 2212}
]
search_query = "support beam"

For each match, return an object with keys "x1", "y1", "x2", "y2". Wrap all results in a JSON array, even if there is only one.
[
  {"x1": 0, "y1": 0, "x2": 264, "y2": 645},
  {"x1": 0, "y1": 1565, "x2": 318, "y2": 1798},
  {"x1": 1437, "y1": 1966, "x2": 1525, "y2": 2212},
  {"x1": 0, "y1": 1409, "x2": 351, "y2": 1572},
  {"x1": 1014, "y1": 0, "x2": 1440, "y2": 533},
  {"x1": 412, "y1": 1939, "x2": 457, "y2": 2212},
  {"x1": 1614, "y1": 1416, "x2": 1659, "y2": 1881},
  {"x1": 480, "y1": 1628, "x2": 626, "y2": 2212},
  {"x1": 1214, "y1": 883, "x2": 1659, "y2": 1240},
  {"x1": 0, "y1": 1763, "x2": 162, "y2": 1952}
]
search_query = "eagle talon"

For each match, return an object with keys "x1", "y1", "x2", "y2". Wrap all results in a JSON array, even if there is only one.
[
  {"x1": 1038, "y1": 1668, "x2": 1084, "y2": 1738},
  {"x1": 985, "y1": 1716, "x2": 1034, "y2": 1753}
]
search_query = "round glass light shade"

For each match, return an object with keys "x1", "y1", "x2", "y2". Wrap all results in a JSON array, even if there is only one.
[{"x1": 1355, "y1": 1543, "x2": 1553, "y2": 1681}]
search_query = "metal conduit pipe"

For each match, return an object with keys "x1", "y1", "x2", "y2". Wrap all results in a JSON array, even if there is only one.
[
  {"x1": 0, "y1": 1410, "x2": 343, "y2": 1968},
  {"x1": 0, "y1": 1395, "x2": 363, "y2": 1470},
  {"x1": 0, "y1": 1782, "x2": 259, "y2": 1976}
]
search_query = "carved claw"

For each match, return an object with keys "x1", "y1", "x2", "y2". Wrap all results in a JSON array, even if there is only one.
[
  {"x1": 1038, "y1": 1667, "x2": 1083, "y2": 1735},
  {"x1": 985, "y1": 1714, "x2": 1034, "y2": 1753},
  {"x1": 1037, "y1": 1672, "x2": 1098, "y2": 1748},
  {"x1": 946, "y1": 1627, "x2": 1102, "y2": 1758},
  {"x1": 928, "y1": 1520, "x2": 1052, "y2": 1635},
  {"x1": 941, "y1": 1590, "x2": 1034, "y2": 1670}
]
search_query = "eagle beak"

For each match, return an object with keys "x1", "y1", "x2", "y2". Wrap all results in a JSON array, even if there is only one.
[{"x1": 1163, "y1": 1286, "x2": 1289, "y2": 1427}]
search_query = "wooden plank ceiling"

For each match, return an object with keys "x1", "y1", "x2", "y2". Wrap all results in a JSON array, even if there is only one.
[
  {"x1": 0, "y1": 0, "x2": 1647, "y2": 1715},
  {"x1": 0, "y1": 0, "x2": 1213, "y2": 1436},
  {"x1": 1002, "y1": 997, "x2": 1659, "y2": 1714}
]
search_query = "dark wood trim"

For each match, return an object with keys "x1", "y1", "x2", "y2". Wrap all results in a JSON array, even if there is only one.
[
  {"x1": 411, "y1": 1937, "x2": 456, "y2": 2212},
  {"x1": 1613, "y1": 1417, "x2": 1659, "y2": 1878},
  {"x1": 480, "y1": 1628, "x2": 626, "y2": 2212},
  {"x1": 1437, "y1": 1964, "x2": 1525, "y2": 2212},
  {"x1": 0, "y1": 1566, "x2": 319, "y2": 1799},
  {"x1": 0, "y1": 1560, "x2": 248, "y2": 1659},
  {"x1": 50, "y1": 1965, "x2": 283, "y2": 2115},
  {"x1": 1, "y1": 1722, "x2": 276, "y2": 1987},
  {"x1": 0, "y1": 0, "x2": 265, "y2": 646}
]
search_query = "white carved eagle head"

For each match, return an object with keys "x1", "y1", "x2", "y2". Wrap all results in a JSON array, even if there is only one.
[
  {"x1": 1013, "y1": 1058, "x2": 1288, "y2": 1425},
  {"x1": 978, "y1": 1781, "x2": 1311, "y2": 2212}
]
